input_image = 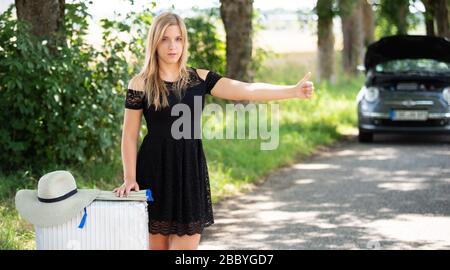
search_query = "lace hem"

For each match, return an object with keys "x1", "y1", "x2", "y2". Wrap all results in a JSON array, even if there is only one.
[{"x1": 149, "y1": 219, "x2": 214, "y2": 236}]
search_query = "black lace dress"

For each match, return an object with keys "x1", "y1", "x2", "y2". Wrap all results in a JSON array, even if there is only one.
[{"x1": 124, "y1": 67, "x2": 223, "y2": 236}]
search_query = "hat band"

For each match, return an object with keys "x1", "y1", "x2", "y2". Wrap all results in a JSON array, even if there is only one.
[{"x1": 37, "y1": 188, "x2": 78, "y2": 203}]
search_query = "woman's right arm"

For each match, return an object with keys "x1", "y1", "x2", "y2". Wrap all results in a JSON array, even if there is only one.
[
  {"x1": 113, "y1": 78, "x2": 145, "y2": 197},
  {"x1": 118, "y1": 109, "x2": 142, "y2": 194}
]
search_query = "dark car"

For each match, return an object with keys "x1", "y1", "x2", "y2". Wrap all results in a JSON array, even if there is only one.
[{"x1": 357, "y1": 35, "x2": 450, "y2": 142}]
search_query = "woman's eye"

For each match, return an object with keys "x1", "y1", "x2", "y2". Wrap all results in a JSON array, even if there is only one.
[{"x1": 161, "y1": 38, "x2": 181, "y2": 41}]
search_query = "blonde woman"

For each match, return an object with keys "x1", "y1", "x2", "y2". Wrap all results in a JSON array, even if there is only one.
[{"x1": 113, "y1": 11, "x2": 314, "y2": 250}]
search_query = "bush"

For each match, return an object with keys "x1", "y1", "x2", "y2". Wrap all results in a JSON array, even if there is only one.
[
  {"x1": 0, "y1": 3, "x2": 132, "y2": 173},
  {"x1": 185, "y1": 8, "x2": 226, "y2": 75}
]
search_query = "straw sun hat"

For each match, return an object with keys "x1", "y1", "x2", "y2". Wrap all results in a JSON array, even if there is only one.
[{"x1": 15, "y1": 170, "x2": 101, "y2": 227}]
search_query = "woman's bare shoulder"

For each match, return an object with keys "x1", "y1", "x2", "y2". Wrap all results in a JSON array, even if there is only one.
[
  {"x1": 127, "y1": 75, "x2": 146, "y2": 91},
  {"x1": 193, "y1": 68, "x2": 209, "y2": 81}
]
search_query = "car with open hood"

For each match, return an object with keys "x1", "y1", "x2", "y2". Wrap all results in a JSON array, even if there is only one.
[{"x1": 357, "y1": 35, "x2": 450, "y2": 142}]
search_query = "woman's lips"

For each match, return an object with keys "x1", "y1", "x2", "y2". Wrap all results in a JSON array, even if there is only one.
[{"x1": 168, "y1": 53, "x2": 177, "y2": 57}]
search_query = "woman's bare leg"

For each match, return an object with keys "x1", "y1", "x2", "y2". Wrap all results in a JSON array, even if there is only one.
[
  {"x1": 169, "y1": 234, "x2": 201, "y2": 250},
  {"x1": 149, "y1": 233, "x2": 170, "y2": 250}
]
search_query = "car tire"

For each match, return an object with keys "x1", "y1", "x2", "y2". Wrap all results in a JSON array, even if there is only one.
[{"x1": 358, "y1": 129, "x2": 373, "y2": 143}]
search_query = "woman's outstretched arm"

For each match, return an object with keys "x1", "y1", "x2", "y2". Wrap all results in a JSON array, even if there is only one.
[{"x1": 197, "y1": 69, "x2": 315, "y2": 101}]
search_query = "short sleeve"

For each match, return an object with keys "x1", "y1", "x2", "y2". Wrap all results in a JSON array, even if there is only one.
[
  {"x1": 205, "y1": 70, "x2": 223, "y2": 95},
  {"x1": 124, "y1": 89, "x2": 145, "y2": 110}
]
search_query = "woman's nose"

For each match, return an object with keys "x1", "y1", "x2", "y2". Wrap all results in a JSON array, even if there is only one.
[{"x1": 169, "y1": 41, "x2": 177, "y2": 49}]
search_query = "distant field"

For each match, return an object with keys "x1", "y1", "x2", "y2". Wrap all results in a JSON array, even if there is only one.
[{"x1": 255, "y1": 50, "x2": 346, "y2": 85}]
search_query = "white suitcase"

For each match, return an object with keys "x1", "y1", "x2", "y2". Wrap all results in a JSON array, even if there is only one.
[{"x1": 35, "y1": 200, "x2": 149, "y2": 250}]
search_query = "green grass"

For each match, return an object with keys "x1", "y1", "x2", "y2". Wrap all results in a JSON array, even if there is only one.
[{"x1": 0, "y1": 51, "x2": 364, "y2": 249}]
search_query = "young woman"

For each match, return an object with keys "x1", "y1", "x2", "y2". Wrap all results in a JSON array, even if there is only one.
[{"x1": 113, "y1": 11, "x2": 314, "y2": 250}]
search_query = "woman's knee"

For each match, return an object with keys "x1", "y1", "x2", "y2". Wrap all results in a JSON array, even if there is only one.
[
  {"x1": 149, "y1": 233, "x2": 170, "y2": 250},
  {"x1": 169, "y1": 234, "x2": 201, "y2": 250}
]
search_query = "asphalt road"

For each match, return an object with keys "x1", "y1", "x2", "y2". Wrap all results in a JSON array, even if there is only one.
[{"x1": 199, "y1": 133, "x2": 450, "y2": 250}]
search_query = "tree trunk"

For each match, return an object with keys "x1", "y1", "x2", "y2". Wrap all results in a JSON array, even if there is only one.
[
  {"x1": 423, "y1": 0, "x2": 436, "y2": 36},
  {"x1": 397, "y1": 2, "x2": 408, "y2": 34},
  {"x1": 362, "y1": 0, "x2": 375, "y2": 46},
  {"x1": 434, "y1": 0, "x2": 450, "y2": 38},
  {"x1": 340, "y1": 0, "x2": 364, "y2": 75},
  {"x1": 15, "y1": 0, "x2": 65, "y2": 46},
  {"x1": 219, "y1": 0, "x2": 253, "y2": 83},
  {"x1": 317, "y1": 0, "x2": 335, "y2": 82},
  {"x1": 423, "y1": 0, "x2": 449, "y2": 38}
]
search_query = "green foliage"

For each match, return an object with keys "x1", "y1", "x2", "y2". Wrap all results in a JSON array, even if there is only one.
[
  {"x1": 337, "y1": 0, "x2": 359, "y2": 17},
  {"x1": 374, "y1": 0, "x2": 422, "y2": 37},
  {"x1": 185, "y1": 8, "x2": 226, "y2": 75},
  {"x1": 315, "y1": 0, "x2": 337, "y2": 21},
  {"x1": 0, "y1": 2, "x2": 140, "y2": 174}
]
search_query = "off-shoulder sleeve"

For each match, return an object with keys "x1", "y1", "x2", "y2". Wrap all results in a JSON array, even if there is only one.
[
  {"x1": 124, "y1": 89, "x2": 145, "y2": 110},
  {"x1": 205, "y1": 70, "x2": 223, "y2": 95}
]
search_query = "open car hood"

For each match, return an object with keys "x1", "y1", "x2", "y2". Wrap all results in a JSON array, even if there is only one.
[{"x1": 364, "y1": 35, "x2": 450, "y2": 70}]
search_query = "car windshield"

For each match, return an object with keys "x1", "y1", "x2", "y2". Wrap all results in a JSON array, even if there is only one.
[{"x1": 375, "y1": 59, "x2": 450, "y2": 73}]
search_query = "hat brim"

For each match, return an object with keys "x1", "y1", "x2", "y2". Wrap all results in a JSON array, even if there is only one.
[{"x1": 15, "y1": 189, "x2": 100, "y2": 227}]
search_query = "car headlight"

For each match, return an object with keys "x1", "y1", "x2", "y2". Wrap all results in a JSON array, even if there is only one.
[
  {"x1": 443, "y1": 87, "x2": 450, "y2": 105},
  {"x1": 364, "y1": 87, "x2": 379, "y2": 103}
]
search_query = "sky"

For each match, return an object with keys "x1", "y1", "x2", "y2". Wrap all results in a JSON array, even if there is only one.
[{"x1": 0, "y1": 0, "x2": 321, "y2": 52}]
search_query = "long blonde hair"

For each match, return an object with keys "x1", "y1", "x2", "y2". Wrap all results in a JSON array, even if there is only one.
[{"x1": 134, "y1": 11, "x2": 190, "y2": 111}]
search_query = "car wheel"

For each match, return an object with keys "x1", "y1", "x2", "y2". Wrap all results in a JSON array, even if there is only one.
[{"x1": 358, "y1": 129, "x2": 373, "y2": 143}]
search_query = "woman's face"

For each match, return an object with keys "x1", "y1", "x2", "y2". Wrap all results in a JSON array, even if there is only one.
[{"x1": 157, "y1": 25, "x2": 183, "y2": 65}]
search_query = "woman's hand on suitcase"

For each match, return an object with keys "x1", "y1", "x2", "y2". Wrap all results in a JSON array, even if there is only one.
[{"x1": 113, "y1": 181, "x2": 140, "y2": 197}]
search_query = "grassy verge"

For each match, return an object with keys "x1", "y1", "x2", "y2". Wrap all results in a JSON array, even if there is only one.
[{"x1": 0, "y1": 51, "x2": 363, "y2": 249}]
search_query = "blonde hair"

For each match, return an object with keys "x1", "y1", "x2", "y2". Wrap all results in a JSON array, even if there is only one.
[{"x1": 130, "y1": 11, "x2": 190, "y2": 111}]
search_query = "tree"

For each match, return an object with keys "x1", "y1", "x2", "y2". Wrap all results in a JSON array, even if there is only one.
[
  {"x1": 423, "y1": 0, "x2": 450, "y2": 38},
  {"x1": 377, "y1": 0, "x2": 411, "y2": 35},
  {"x1": 219, "y1": 0, "x2": 253, "y2": 83},
  {"x1": 362, "y1": 0, "x2": 375, "y2": 46},
  {"x1": 339, "y1": 0, "x2": 364, "y2": 75},
  {"x1": 316, "y1": 0, "x2": 335, "y2": 82},
  {"x1": 434, "y1": 0, "x2": 449, "y2": 38},
  {"x1": 423, "y1": 0, "x2": 436, "y2": 36},
  {"x1": 15, "y1": 0, "x2": 65, "y2": 48}
]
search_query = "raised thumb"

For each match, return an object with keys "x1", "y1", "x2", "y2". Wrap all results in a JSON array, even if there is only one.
[{"x1": 300, "y1": 72, "x2": 311, "y2": 84}]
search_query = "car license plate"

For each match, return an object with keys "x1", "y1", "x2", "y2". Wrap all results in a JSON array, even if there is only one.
[{"x1": 390, "y1": 110, "x2": 428, "y2": 121}]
